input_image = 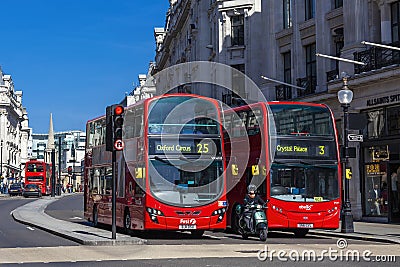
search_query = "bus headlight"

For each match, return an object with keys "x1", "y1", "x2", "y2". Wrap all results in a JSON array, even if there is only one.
[
  {"x1": 146, "y1": 207, "x2": 165, "y2": 223},
  {"x1": 327, "y1": 207, "x2": 338, "y2": 213},
  {"x1": 212, "y1": 208, "x2": 226, "y2": 223},
  {"x1": 272, "y1": 205, "x2": 285, "y2": 214}
]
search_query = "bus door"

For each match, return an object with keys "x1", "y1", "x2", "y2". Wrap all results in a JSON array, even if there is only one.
[{"x1": 130, "y1": 165, "x2": 146, "y2": 230}]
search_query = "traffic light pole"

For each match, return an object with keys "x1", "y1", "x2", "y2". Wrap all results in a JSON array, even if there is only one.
[
  {"x1": 106, "y1": 104, "x2": 124, "y2": 240},
  {"x1": 111, "y1": 149, "x2": 117, "y2": 239}
]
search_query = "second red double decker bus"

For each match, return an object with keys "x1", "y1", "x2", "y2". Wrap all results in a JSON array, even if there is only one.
[
  {"x1": 84, "y1": 94, "x2": 227, "y2": 237},
  {"x1": 24, "y1": 160, "x2": 52, "y2": 195},
  {"x1": 224, "y1": 101, "x2": 341, "y2": 237}
]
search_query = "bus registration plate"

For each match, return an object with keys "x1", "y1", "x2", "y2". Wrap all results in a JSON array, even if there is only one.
[
  {"x1": 297, "y1": 223, "x2": 313, "y2": 228},
  {"x1": 179, "y1": 224, "x2": 197, "y2": 230}
]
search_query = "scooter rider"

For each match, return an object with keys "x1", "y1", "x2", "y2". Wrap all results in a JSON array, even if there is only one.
[{"x1": 243, "y1": 184, "x2": 266, "y2": 230}]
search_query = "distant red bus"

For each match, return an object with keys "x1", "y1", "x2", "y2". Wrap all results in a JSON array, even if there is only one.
[
  {"x1": 224, "y1": 102, "x2": 341, "y2": 237},
  {"x1": 24, "y1": 160, "x2": 52, "y2": 195},
  {"x1": 84, "y1": 94, "x2": 227, "y2": 237}
]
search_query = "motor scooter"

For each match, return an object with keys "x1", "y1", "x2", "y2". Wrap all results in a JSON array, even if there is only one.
[{"x1": 235, "y1": 203, "x2": 268, "y2": 241}]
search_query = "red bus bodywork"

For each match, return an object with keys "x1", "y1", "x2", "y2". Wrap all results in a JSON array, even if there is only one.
[
  {"x1": 24, "y1": 160, "x2": 52, "y2": 195},
  {"x1": 84, "y1": 94, "x2": 227, "y2": 234},
  {"x1": 225, "y1": 101, "x2": 341, "y2": 236}
]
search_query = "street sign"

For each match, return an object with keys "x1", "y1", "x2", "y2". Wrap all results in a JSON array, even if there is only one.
[
  {"x1": 347, "y1": 134, "x2": 363, "y2": 142},
  {"x1": 114, "y1": 139, "x2": 125, "y2": 151}
]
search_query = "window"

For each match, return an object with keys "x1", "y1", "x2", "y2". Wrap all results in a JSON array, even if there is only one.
[
  {"x1": 306, "y1": 43, "x2": 317, "y2": 92},
  {"x1": 387, "y1": 105, "x2": 400, "y2": 136},
  {"x1": 335, "y1": 0, "x2": 343, "y2": 9},
  {"x1": 305, "y1": 0, "x2": 315, "y2": 20},
  {"x1": 334, "y1": 28, "x2": 344, "y2": 73},
  {"x1": 283, "y1": 0, "x2": 292, "y2": 29},
  {"x1": 367, "y1": 109, "x2": 385, "y2": 138},
  {"x1": 277, "y1": 52, "x2": 292, "y2": 100},
  {"x1": 231, "y1": 15, "x2": 244, "y2": 46},
  {"x1": 284, "y1": 52, "x2": 292, "y2": 98},
  {"x1": 231, "y1": 64, "x2": 246, "y2": 99},
  {"x1": 392, "y1": 2, "x2": 400, "y2": 42}
]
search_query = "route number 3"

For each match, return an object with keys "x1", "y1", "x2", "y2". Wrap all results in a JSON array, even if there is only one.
[{"x1": 318, "y1": 146, "x2": 325, "y2": 155}]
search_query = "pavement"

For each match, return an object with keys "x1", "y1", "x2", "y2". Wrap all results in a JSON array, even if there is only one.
[
  {"x1": 6, "y1": 193, "x2": 400, "y2": 246},
  {"x1": 10, "y1": 194, "x2": 147, "y2": 246}
]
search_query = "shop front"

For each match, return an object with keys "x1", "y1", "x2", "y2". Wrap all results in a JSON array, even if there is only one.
[{"x1": 361, "y1": 102, "x2": 400, "y2": 223}]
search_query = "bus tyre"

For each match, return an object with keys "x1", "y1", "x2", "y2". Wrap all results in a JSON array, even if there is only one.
[
  {"x1": 191, "y1": 230, "x2": 205, "y2": 238},
  {"x1": 124, "y1": 210, "x2": 131, "y2": 234},
  {"x1": 231, "y1": 207, "x2": 239, "y2": 233},
  {"x1": 92, "y1": 205, "x2": 98, "y2": 227},
  {"x1": 293, "y1": 229, "x2": 309, "y2": 238}
]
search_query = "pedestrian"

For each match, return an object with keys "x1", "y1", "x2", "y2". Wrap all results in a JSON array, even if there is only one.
[
  {"x1": 369, "y1": 183, "x2": 382, "y2": 215},
  {"x1": 392, "y1": 171, "x2": 399, "y2": 213}
]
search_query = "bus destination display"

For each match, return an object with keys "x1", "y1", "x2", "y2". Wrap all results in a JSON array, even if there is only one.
[
  {"x1": 149, "y1": 138, "x2": 220, "y2": 156},
  {"x1": 274, "y1": 139, "x2": 334, "y2": 159}
]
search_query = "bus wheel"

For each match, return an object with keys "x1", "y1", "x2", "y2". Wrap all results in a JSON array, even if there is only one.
[
  {"x1": 293, "y1": 229, "x2": 309, "y2": 238},
  {"x1": 92, "y1": 205, "x2": 98, "y2": 227},
  {"x1": 230, "y1": 206, "x2": 239, "y2": 233},
  {"x1": 124, "y1": 210, "x2": 131, "y2": 234},
  {"x1": 191, "y1": 230, "x2": 205, "y2": 238}
]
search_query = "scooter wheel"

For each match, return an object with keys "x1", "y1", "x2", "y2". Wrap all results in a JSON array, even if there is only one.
[{"x1": 259, "y1": 228, "x2": 268, "y2": 241}]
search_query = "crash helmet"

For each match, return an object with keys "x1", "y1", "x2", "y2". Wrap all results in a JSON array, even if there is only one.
[{"x1": 247, "y1": 184, "x2": 257, "y2": 194}]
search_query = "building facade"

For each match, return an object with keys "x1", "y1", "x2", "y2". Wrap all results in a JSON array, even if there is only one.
[
  {"x1": 0, "y1": 67, "x2": 30, "y2": 184},
  {"x1": 154, "y1": 0, "x2": 400, "y2": 223},
  {"x1": 31, "y1": 130, "x2": 86, "y2": 189}
]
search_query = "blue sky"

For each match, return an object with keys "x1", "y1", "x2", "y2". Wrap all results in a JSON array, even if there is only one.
[{"x1": 0, "y1": 0, "x2": 169, "y2": 133}]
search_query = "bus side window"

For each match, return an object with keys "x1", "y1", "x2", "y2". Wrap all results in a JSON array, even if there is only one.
[
  {"x1": 247, "y1": 109, "x2": 261, "y2": 136},
  {"x1": 223, "y1": 114, "x2": 232, "y2": 139}
]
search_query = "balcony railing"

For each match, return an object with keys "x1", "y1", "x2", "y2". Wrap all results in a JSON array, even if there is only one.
[
  {"x1": 354, "y1": 41, "x2": 400, "y2": 74},
  {"x1": 296, "y1": 76, "x2": 316, "y2": 97},
  {"x1": 275, "y1": 85, "x2": 292, "y2": 101},
  {"x1": 326, "y1": 69, "x2": 339, "y2": 82},
  {"x1": 222, "y1": 92, "x2": 248, "y2": 106}
]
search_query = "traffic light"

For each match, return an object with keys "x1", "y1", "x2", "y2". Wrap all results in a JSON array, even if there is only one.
[
  {"x1": 105, "y1": 104, "x2": 125, "y2": 152},
  {"x1": 113, "y1": 105, "x2": 124, "y2": 142}
]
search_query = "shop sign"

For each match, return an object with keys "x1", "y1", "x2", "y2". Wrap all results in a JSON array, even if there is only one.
[
  {"x1": 366, "y1": 163, "x2": 384, "y2": 175},
  {"x1": 366, "y1": 93, "x2": 400, "y2": 107},
  {"x1": 372, "y1": 146, "x2": 389, "y2": 161}
]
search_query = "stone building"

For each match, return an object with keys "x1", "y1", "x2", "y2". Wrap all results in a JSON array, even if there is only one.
[
  {"x1": 31, "y1": 128, "x2": 86, "y2": 190},
  {"x1": 153, "y1": 0, "x2": 400, "y2": 223},
  {"x1": 0, "y1": 67, "x2": 30, "y2": 184}
]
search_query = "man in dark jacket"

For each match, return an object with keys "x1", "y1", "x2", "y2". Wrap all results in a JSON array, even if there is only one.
[{"x1": 243, "y1": 184, "x2": 265, "y2": 230}]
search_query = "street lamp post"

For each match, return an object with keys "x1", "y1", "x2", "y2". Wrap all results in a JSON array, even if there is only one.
[{"x1": 338, "y1": 73, "x2": 354, "y2": 233}]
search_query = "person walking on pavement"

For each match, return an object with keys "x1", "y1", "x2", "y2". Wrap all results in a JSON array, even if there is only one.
[
  {"x1": 370, "y1": 183, "x2": 382, "y2": 215},
  {"x1": 392, "y1": 170, "x2": 399, "y2": 213}
]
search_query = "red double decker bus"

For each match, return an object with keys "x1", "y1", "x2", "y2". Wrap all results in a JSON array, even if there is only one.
[
  {"x1": 84, "y1": 94, "x2": 227, "y2": 237},
  {"x1": 224, "y1": 101, "x2": 341, "y2": 237},
  {"x1": 24, "y1": 160, "x2": 52, "y2": 195}
]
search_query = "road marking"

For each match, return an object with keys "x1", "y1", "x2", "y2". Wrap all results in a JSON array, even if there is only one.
[
  {"x1": 69, "y1": 216, "x2": 83, "y2": 220},
  {"x1": 203, "y1": 234, "x2": 229, "y2": 239},
  {"x1": 26, "y1": 227, "x2": 35, "y2": 231}
]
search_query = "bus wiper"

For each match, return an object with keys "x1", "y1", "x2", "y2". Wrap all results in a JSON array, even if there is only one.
[
  {"x1": 300, "y1": 160, "x2": 311, "y2": 165},
  {"x1": 179, "y1": 156, "x2": 193, "y2": 163},
  {"x1": 153, "y1": 156, "x2": 172, "y2": 165},
  {"x1": 153, "y1": 156, "x2": 184, "y2": 172}
]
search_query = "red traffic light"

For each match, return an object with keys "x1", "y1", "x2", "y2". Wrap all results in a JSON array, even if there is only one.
[{"x1": 114, "y1": 105, "x2": 124, "y2": 115}]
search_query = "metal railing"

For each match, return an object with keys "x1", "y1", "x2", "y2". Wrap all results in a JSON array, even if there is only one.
[
  {"x1": 296, "y1": 76, "x2": 316, "y2": 97},
  {"x1": 275, "y1": 85, "x2": 293, "y2": 101},
  {"x1": 354, "y1": 41, "x2": 400, "y2": 74},
  {"x1": 326, "y1": 69, "x2": 339, "y2": 82}
]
